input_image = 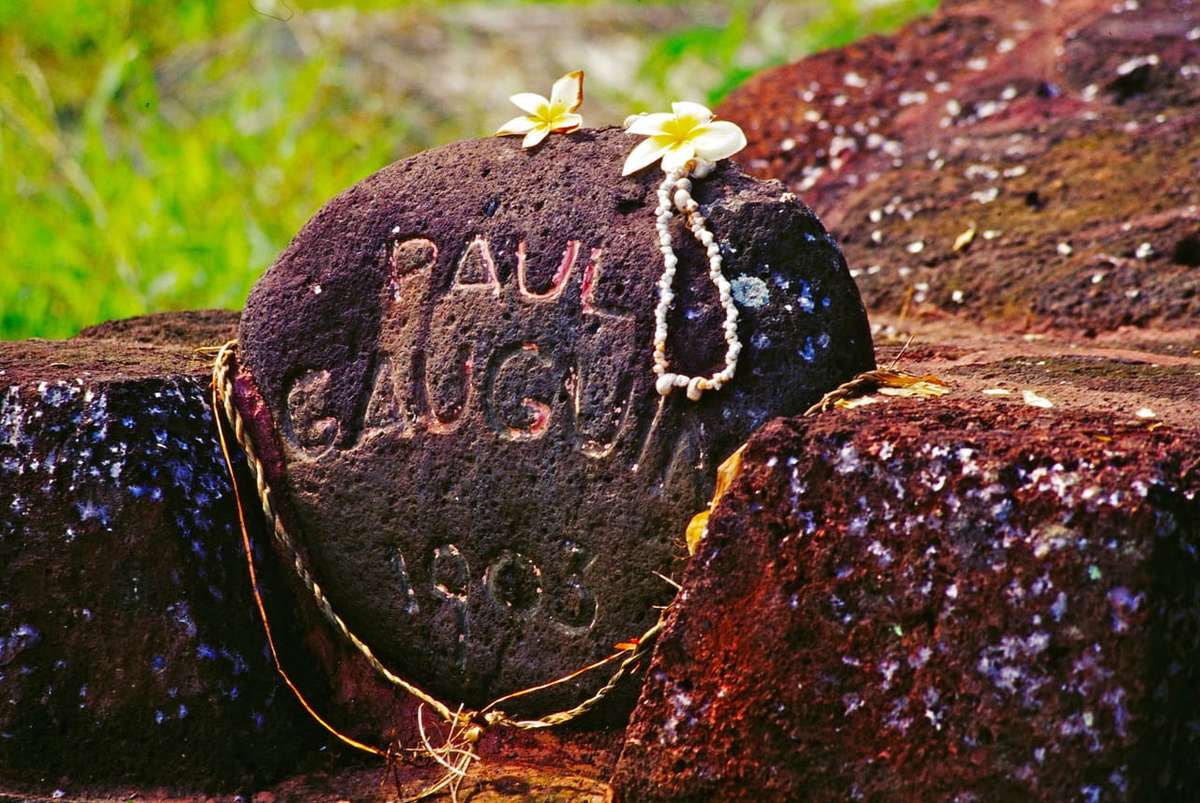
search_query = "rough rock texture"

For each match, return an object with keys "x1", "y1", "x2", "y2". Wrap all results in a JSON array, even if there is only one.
[
  {"x1": 237, "y1": 126, "x2": 874, "y2": 711},
  {"x1": 717, "y1": 0, "x2": 1200, "y2": 335},
  {"x1": 76, "y1": 309, "x2": 239, "y2": 347},
  {"x1": 0, "y1": 332, "x2": 329, "y2": 794},
  {"x1": 614, "y1": 322, "x2": 1200, "y2": 801},
  {"x1": 0, "y1": 320, "x2": 626, "y2": 799}
]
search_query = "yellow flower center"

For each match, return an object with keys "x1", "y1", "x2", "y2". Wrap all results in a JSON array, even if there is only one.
[
  {"x1": 536, "y1": 100, "x2": 568, "y2": 124},
  {"x1": 659, "y1": 114, "x2": 703, "y2": 144}
]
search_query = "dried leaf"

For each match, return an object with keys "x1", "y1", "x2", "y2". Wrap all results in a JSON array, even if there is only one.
[
  {"x1": 713, "y1": 444, "x2": 745, "y2": 501},
  {"x1": 877, "y1": 380, "x2": 951, "y2": 399},
  {"x1": 1022, "y1": 389, "x2": 1054, "y2": 409},
  {"x1": 953, "y1": 222, "x2": 977, "y2": 252},
  {"x1": 686, "y1": 444, "x2": 746, "y2": 555},
  {"x1": 835, "y1": 395, "x2": 879, "y2": 409},
  {"x1": 805, "y1": 369, "x2": 951, "y2": 414},
  {"x1": 685, "y1": 510, "x2": 710, "y2": 555}
]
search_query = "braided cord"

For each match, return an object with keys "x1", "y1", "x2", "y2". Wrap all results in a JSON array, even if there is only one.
[{"x1": 211, "y1": 340, "x2": 667, "y2": 740}]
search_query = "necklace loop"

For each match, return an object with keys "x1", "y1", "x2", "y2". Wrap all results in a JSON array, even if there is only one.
[{"x1": 651, "y1": 163, "x2": 741, "y2": 401}]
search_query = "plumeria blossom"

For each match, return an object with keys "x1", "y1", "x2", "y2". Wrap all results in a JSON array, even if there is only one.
[
  {"x1": 621, "y1": 101, "x2": 747, "y2": 176},
  {"x1": 495, "y1": 70, "x2": 585, "y2": 148}
]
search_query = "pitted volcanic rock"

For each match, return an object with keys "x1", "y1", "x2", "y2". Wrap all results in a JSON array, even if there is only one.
[
  {"x1": 716, "y1": 0, "x2": 1200, "y2": 334},
  {"x1": 613, "y1": 327, "x2": 1200, "y2": 801},
  {"x1": 236, "y1": 126, "x2": 875, "y2": 712},
  {"x1": 0, "y1": 333, "x2": 327, "y2": 792},
  {"x1": 76, "y1": 308, "x2": 239, "y2": 347}
]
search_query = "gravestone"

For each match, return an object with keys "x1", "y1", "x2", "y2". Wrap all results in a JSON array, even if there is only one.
[{"x1": 237, "y1": 126, "x2": 875, "y2": 710}]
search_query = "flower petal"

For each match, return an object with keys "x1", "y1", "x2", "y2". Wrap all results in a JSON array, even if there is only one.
[
  {"x1": 550, "y1": 112, "x2": 583, "y2": 133},
  {"x1": 549, "y1": 70, "x2": 584, "y2": 112},
  {"x1": 522, "y1": 125, "x2": 551, "y2": 148},
  {"x1": 495, "y1": 115, "x2": 537, "y2": 136},
  {"x1": 671, "y1": 101, "x2": 714, "y2": 123},
  {"x1": 689, "y1": 120, "x2": 747, "y2": 163},
  {"x1": 660, "y1": 142, "x2": 697, "y2": 173},
  {"x1": 510, "y1": 92, "x2": 549, "y2": 116},
  {"x1": 625, "y1": 112, "x2": 675, "y2": 136},
  {"x1": 621, "y1": 136, "x2": 670, "y2": 176}
]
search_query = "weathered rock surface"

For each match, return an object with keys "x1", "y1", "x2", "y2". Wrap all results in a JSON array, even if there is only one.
[
  {"x1": 614, "y1": 322, "x2": 1200, "y2": 801},
  {"x1": 237, "y1": 126, "x2": 874, "y2": 711},
  {"x1": 0, "y1": 319, "x2": 625, "y2": 799},
  {"x1": 717, "y1": 0, "x2": 1200, "y2": 336},
  {"x1": 0, "y1": 330, "x2": 330, "y2": 794},
  {"x1": 75, "y1": 309, "x2": 239, "y2": 347}
]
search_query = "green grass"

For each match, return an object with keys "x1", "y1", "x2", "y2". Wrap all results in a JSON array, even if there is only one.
[{"x1": 0, "y1": 0, "x2": 936, "y2": 340}]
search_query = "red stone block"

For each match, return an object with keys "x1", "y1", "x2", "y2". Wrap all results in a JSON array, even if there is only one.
[{"x1": 614, "y1": 382, "x2": 1200, "y2": 800}]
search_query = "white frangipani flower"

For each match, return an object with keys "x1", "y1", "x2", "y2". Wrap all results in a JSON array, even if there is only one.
[
  {"x1": 621, "y1": 101, "x2": 747, "y2": 176},
  {"x1": 495, "y1": 70, "x2": 585, "y2": 148}
]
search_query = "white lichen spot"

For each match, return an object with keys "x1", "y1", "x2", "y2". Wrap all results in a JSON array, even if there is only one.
[
  {"x1": 1106, "y1": 586, "x2": 1143, "y2": 633},
  {"x1": 659, "y1": 682, "x2": 696, "y2": 745},
  {"x1": 1050, "y1": 592, "x2": 1068, "y2": 622},
  {"x1": 970, "y1": 187, "x2": 999, "y2": 204},
  {"x1": 729, "y1": 275, "x2": 770, "y2": 308},
  {"x1": 835, "y1": 443, "x2": 861, "y2": 475},
  {"x1": 868, "y1": 540, "x2": 894, "y2": 567}
]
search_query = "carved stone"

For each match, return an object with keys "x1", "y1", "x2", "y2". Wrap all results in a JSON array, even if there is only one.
[{"x1": 237, "y1": 127, "x2": 874, "y2": 710}]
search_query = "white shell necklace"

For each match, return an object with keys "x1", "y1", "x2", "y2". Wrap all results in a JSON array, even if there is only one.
[{"x1": 651, "y1": 162, "x2": 741, "y2": 402}]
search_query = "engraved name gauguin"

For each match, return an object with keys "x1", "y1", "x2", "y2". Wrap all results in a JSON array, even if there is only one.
[{"x1": 284, "y1": 232, "x2": 707, "y2": 475}]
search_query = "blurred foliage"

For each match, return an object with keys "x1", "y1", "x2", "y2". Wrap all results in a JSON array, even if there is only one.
[{"x1": 0, "y1": 0, "x2": 936, "y2": 339}]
